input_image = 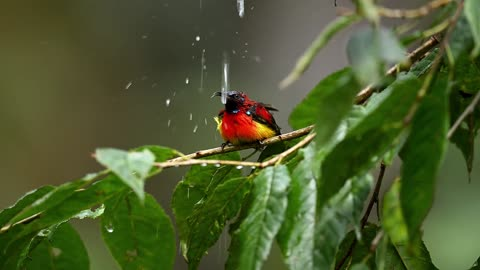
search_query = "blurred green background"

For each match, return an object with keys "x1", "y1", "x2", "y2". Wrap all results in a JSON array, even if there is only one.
[{"x1": 0, "y1": 0, "x2": 478, "y2": 269}]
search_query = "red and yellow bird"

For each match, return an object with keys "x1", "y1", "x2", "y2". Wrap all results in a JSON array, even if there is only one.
[{"x1": 213, "y1": 91, "x2": 281, "y2": 146}]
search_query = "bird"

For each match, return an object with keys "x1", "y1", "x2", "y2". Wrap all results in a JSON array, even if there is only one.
[{"x1": 212, "y1": 91, "x2": 281, "y2": 147}]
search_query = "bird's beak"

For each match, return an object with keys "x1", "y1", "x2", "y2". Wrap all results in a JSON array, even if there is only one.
[{"x1": 211, "y1": 91, "x2": 222, "y2": 98}]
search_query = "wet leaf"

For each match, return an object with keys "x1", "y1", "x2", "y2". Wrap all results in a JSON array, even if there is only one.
[
  {"x1": 101, "y1": 192, "x2": 175, "y2": 270},
  {"x1": 226, "y1": 165, "x2": 290, "y2": 270},
  {"x1": 335, "y1": 224, "x2": 379, "y2": 270}
]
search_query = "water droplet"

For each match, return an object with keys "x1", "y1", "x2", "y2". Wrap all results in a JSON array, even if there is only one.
[
  {"x1": 165, "y1": 98, "x2": 171, "y2": 107},
  {"x1": 245, "y1": 42, "x2": 248, "y2": 46},
  {"x1": 251, "y1": 6, "x2": 254, "y2": 10},
  {"x1": 185, "y1": 77, "x2": 190, "y2": 84},
  {"x1": 152, "y1": 82, "x2": 158, "y2": 88},
  {"x1": 204, "y1": 118, "x2": 208, "y2": 125},
  {"x1": 189, "y1": 113, "x2": 193, "y2": 121},
  {"x1": 232, "y1": 49, "x2": 237, "y2": 55},
  {"x1": 141, "y1": 35, "x2": 148, "y2": 39},
  {"x1": 105, "y1": 223, "x2": 114, "y2": 233},
  {"x1": 201, "y1": 163, "x2": 207, "y2": 167},
  {"x1": 191, "y1": 42, "x2": 195, "y2": 46},
  {"x1": 52, "y1": 247, "x2": 62, "y2": 257},
  {"x1": 167, "y1": 119, "x2": 171, "y2": 127},
  {"x1": 244, "y1": 50, "x2": 248, "y2": 53},
  {"x1": 173, "y1": 91, "x2": 176, "y2": 96},
  {"x1": 236, "y1": 165, "x2": 243, "y2": 169},
  {"x1": 125, "y1": 81, "x2": 133, "y2": 90},
  {"x1": 193, "y1": 125, "x2": 198, "y2": 133},
  {"x1": 195, "y1": 35, "x2": 200, "y2": 41},
  {"x1": 237, "y1": 0, "x2": 245, "y2": 18},
  {"x1": 214, "y1": 163, "x2": 221, "y2": 167},
  {"x1": 251, "y1": 166, "x2": 257, "y2": 170}
]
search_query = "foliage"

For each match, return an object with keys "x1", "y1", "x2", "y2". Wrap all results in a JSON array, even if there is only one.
[{"x1": 1, "y1": 1, "x2": 480, "y2": 269}]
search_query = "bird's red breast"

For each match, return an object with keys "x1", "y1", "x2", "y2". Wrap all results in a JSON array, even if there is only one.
[{"x1": 214, "y1": 91, "x2": 280, "y2": 145}]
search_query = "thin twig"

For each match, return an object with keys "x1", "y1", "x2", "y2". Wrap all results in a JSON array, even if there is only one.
[
  {"x1": 335, "y1": 162, "x2": 387, "y2": 270},
  {"x1": 156, "y1": 133, "x2": 316, "y2": 169},
  {"x1": 354, "y1": 36, "x2": 440, "y2": 104},
  {"x1": 378, "y1": 0, "x2": 453, "y2": 19},
  {"x1": 447, "y1": 90, "x2": 480, "y2": 139},
  {"x1": 369, "y1": 230, "x2": 384, "y2": 252}
]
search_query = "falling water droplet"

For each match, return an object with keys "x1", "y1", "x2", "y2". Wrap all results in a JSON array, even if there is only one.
[
  {"x1": 221, "y1": 52, "x2": 230, "y2": 104},
  {"x1": 245, "y1": 42, "x2": 248, "y2": 46},
  {"x1": 189, "y1": 113, "x2": 193, "y2": 120},
  {"x1": 214, "y1": 163, "x2": 221, "y2": 167},
  {"x1": 204, "y1": 118, "x2": 208, "y2": 125},
  {"x1": 165, "y1": 99, "x2": 171, "y2": 107},
  {"x1": 236, "y1": 165, "x2": 243, "y2": 169},
  {"x1": 193, "y1": 125, "x2": 198, "y2": 133},
  {"x1": 201, "y1": 163, "x2": 207, "y2": 167},
  {"x1": 185, "y1": 77, "x2": 190, "y2": 84},
  {"x1": 125, "y1": 81, "x2": 133, "y2": 90},
  {"x1": 141, "y1": 35, "x2": 148, "y2": 39},
  {"x1": 237, "y1": 0, "x2": 245, "y2": 18},
  {"x1": 195, "y1": 35, "x2": 201, "y2": 41},
  {"x1": 251, "y1": 166, "x2": 257, "y2": 170},
  {"x1": 167, "y1": 119, "x2": 171, "y2": 127}
]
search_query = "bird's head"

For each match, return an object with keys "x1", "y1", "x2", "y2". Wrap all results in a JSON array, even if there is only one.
[{"x1": 212, "y1": 91, "x2": 248, "y2": 113}]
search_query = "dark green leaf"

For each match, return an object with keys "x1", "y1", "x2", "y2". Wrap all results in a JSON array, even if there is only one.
[
  {"x1": 314, "y1": 173, "x2": 374, "y2": 269},
  {"x1": 185, "y1": 177, "x2": 251, "y2": 269},
  {"x1": 376, "y1": 235, "x2": 438, "y2": 270},
  {"x1": 23, "y1": 223, "x2": 89, "y2": 270},
  {"x1": 448, "y1": 14, "x2": 475, "y2": 63},
  {"x1": 347, "y1": 27, "x2": 405, "y2": 85},
  {"x1": 101, "y1": 192, "x2": 175, "y2": 270},
  {"x1": 172, "y1": 152, "x2": 241, "y2": 259},
  {"x1": 335, "y1": 224, "x2": 378, "y2": 270},
  {"x1": 133, "y1": 145, "x2": 179, "y2": 162},
  {"x1": 465, "y1": 0, "x2": 480, "y2": 57},
  {"x1": 382, "y1": 180, "x2": 408, "y2": 245},
  {"x1": 289, "y1": 68, "x2": 359, "y2": 135},
  {"x1": 319, "y1": 74, "x2": 421, "y2": 209},
  {"x1": 226, "y1": 165, "x2": 290, "y2": 270},
  {"x1": 96, "y1": 148, "x2": 155, "y2": 201},
  {"x1": 277, "y1": 144, "x2": 317, "y2": 270},
  {"x1": 399, "y1": 76, "x2": 449, "y2": 240},
  {"x1": 257, "y1": 142, "x2": 287, "y2": 163},
  {"x1": 0, "y1": 186, "x2": 54, "y2": 228},
  {"x1": 350, "y1": 263, "x2": 370, "y2": 270}
]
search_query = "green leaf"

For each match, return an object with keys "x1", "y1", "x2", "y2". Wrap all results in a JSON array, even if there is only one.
[
  {"x1": 335, "y1": 224, "x2": 379, "y2": 270},
  {"x1": 96, "y1": 148, "x2": 155, "y2": 202},
  {"x1": 277, "y1": 144, "x2": 317, "y2": 270},
  {"x1": 23, "y1": 223, "x2": 89, "y2": 270},
  {"x1": 101, "y1": 192, "x2": 175, "y2": 270},
  {"x1": 399, "y1": 76, "x2": 449, "y2": 240},
  {"x1": 3, "y1": 175, "x2": 127, "y2": 244},
  {"x1": 465, "y1": 0, "x2": 480, "y2": 57},
  {"x1": 382, "y1": 180, "x2": 408, "y2": 244},
  {"x1": 314, "y1": 173, "x2": 374, "y2": 269},
  {"x1": 0, "y1": 186, "x2": 54, "y2": 228},
  {"x1": 6, "y1": 179, "x2": 92, "y2": 227},
  {"x1": 172, "y1": 152, "x2": 241, "y2": 260},
  {"x1": 185, "y1": 177, "x2": 251, "y2": 269},
  {"x1": 289, "y1": 68, "x2": 359, "y2": 132},
  {"x1": 350, "y1": 263, "x2": 370, "y2": 270},
  {"x1": 376, "y1": 235, "x2": 438, "y2": 270},
  {"x1": 347, "y1": 27, "x2": 405, "y2": 86},
  {"x1": 319, "y1": 74, "x2": 421, "y2": 209},
  {"x1": 133, "y1": 145, "x2": 179, "y2": 162},
  {"x1": 280, "y1": 14, "x2": 360, "y2": 88},
  {"x1": 226, "y1": 165, "x2": 291, "y2": 270},
  {"x1": 448, "y1": 14, "x2": 475, "y2": 63},
  {"x1": 355, "y1": 0, "x2": 379, "y2": 24},
  {"x1": 409, "y1": 49, "x2": 438, "y2": 77}
]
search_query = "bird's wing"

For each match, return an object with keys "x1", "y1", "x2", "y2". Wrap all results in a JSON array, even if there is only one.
[{"x1": 247, "y1": 104, "x2": 281, "y2": 135}]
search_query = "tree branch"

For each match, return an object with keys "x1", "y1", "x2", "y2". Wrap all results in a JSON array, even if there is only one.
[
  {"x1": 447, "y1": 90, "x2": 480, "y2": 139},
  {"x1": 378, "y1": 0, "x2": 453, "y2": 19}
]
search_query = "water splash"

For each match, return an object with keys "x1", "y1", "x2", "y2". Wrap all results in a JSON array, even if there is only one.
[
  {"x1": 221, "y1": 52, "x2": 230, "y2": 104},
  {"x1": 125, "y1": 81, "x2": 133, "y2": 90},
  {"x1": 237, "y1": 0, "x2": 245, "y2": 18}
]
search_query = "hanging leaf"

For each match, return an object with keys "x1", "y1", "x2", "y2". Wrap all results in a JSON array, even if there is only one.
[{"x1": 226, "y1": 165, "x2": 290, "y2": 270}]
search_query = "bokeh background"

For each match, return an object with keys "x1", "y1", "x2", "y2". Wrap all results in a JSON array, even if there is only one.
[{"x1": 1, "y1": 0, "x2": 479, "y2": 269}]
